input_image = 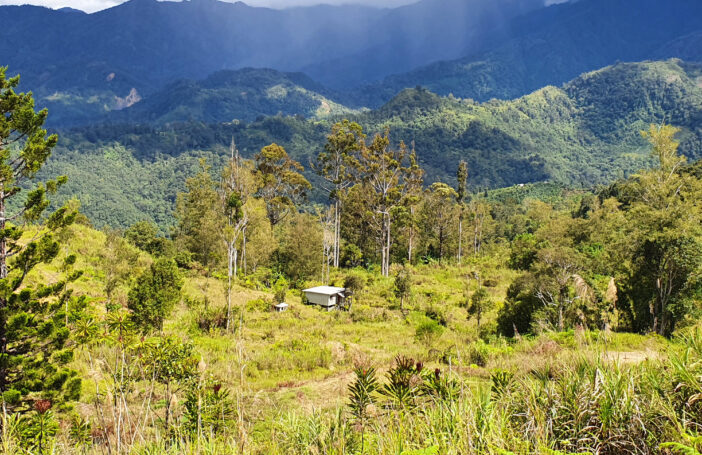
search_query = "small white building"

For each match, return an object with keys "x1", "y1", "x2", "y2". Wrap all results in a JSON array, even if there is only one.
[
  {"x1": 303, "y1": 286, "x2": 346, "y2": 310},
  {"x1": 274, "y1": 302, "x2": 289, "y2": 312}
]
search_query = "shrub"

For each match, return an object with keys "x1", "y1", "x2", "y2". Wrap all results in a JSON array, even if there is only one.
[
  {"x1": 246, "y1": 298, "x2": 272, "y2": 313},
  {"x1": 343, "y1": 273, "x2": 367, "y2": 295},
  {"x1": 425, "y1": 306, "x2": 448, "y2": 327},
  {"x1": 174, "y1": 250, "x2": 194, "y2": 269},
  {"x1": 197, "y1": 306, "x2": 229, "y2": 332},
  {"x1": 183, "y1": 378, "x2": 235, "y2": 435},
  {"x1": 415, "y1": 320, "x2": 444, "y2": 346},
  {"x1": 467, "y1": 340, "x2": 490, "y2": 367},
  {"x1": 127, "y1": 258, "x2": 183, "y2": 332}
]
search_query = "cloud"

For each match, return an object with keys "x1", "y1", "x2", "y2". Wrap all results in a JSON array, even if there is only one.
[
  {"x1": 0, "y1": 0, "x2": 119, "y2": 11},
  {"x1": 0, "y1": 0, "x2": 417, "y2": 13}
]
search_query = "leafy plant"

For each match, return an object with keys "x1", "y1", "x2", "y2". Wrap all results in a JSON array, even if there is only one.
[{"x1": 383, "y1": 356, "x2": 424, "y2": 410}]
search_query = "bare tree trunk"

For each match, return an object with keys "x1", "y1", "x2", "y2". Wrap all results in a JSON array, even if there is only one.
[
  {"x1": 408, "y1": 206, "x2": 414, "y2": 263},
  {"x1": 242, "y1": 227, "x2": 247, "y2": 276},
  {"x1": 226, "y1": 244, "x2": 236, "y2": 332},
  {"x1": 458, "y1": 217, "x2": 463, "y2": 263},
  {"x1": 473, "y1": 214, "x2": 481, "y2": 255},
  {"x1": 383, "y1": 213, "x2": 392, "y2": 277},
  {"x1": 334, "y1": 200, "x2": 340, "y2": 268},
  {"x1": 165, "y1": 382, "x2": 171, "y2": 434},
  {"x1": 380, "y1": 213, "x2": 388, "y2": 277},
  {"x1": 0, "y1": 192, "x2": 6, "y2": 395}
]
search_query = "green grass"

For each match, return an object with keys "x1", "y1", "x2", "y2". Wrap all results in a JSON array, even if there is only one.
[{"x1": 8, "y1": 222, "x2": 696, "y2": 454}]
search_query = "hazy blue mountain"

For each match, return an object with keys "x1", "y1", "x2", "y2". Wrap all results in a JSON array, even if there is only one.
[
  {"x1": 0, "y1": 0, "x2": 544, "y2": 125},
  {"x1": 356, "y1": 0, "x2": 702, "y2": 106},
  {"x1": 3, "y1": 0, "x2": 702, "y2": 126},
  {"x1": 113, "y1": 68, "x2": 357, "y2": 124},
  {"x1": 301, "y1": 0, "x2": 545, "y2": 88}
]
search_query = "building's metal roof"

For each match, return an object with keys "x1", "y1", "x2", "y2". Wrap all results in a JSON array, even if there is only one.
[
  {"x1": 303, "y1": 286, "x2": 345, "y2": 295},
  {"x1": 274, "y1": 302, "x2": 289, "y2": 308}
]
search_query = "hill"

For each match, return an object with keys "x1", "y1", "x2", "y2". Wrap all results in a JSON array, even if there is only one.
[
  {"x1": 357, "y1": 0, "x2": 702, "y2": 106},
  {"x1": 113, "y1": 68, "x2": 357, "y2": 124},
  {"x1": 0, "y1": 0, "x2": 543, "y2": 126},
  {"x1": 39, "y1": 60, "x2": 702, "y2": 229},
  {"x1": 7, "y1": 0, "x2": 702, "y2": 126}
]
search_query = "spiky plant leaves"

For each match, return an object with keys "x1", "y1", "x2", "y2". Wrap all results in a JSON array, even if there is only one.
[
  {"x1": 490, "y1": 369, "x2": 514, "y2": 398},
  {"x1": 422, "y1": 368, "x2": 459, "y2": 403},
  {"x1": 383, "y1": 356, "x2": 423, "y2": 410},
  {"x1": 348, "y1": 365, "x2": 379, "y2": 422},
  {"x1": 183, "y1": 378, "x2": 236, "y2": 436}
]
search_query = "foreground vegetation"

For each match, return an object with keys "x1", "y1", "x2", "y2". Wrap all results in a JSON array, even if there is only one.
[{"x1": 1, "y1": 65, "x2": 701, "y2": 454}]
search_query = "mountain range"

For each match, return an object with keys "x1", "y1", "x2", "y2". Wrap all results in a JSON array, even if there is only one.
[
  {"x1": 2, "y1": 0, "x2": 702, "y2": 126},
  {"x1": 39, "y1": 59, "x2": 702, "y2": 228}
]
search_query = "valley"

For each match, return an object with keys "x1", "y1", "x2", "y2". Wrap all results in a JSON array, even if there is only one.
[{"x1": 0, "y1": 0, "x2": 701, "y2": 453}]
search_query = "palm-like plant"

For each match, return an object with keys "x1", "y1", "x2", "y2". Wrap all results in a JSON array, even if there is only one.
[{"x1": 349, "y1": 365, "x2": 379, "y2": 453}]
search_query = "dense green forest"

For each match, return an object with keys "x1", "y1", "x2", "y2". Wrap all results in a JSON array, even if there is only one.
[
  {"x1": 2, "y1": 63, "x2": 702, "y2": 454},
  {"x1": 39, "y1": 59, "x2": 702, "y2": 229},
  {"x1": 112, "y1": 68, "x2": 357, "y2": 125}
]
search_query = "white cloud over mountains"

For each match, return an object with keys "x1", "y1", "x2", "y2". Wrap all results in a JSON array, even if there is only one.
[{"x1": 0, "y1": 0, "x2": 417, "y2": 13}]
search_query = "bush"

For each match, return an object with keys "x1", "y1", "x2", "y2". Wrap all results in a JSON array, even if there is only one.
[
  {"x1": 415, "y1": 319, "x2": 444, "y2": 346},
  {"x1": 127, "y1": 258, "x2": 183, "y2": 332},
  {"x1": 343, "y1": 272, "x2": 367, "y2": 294},
  {"x1": 425, "y1": 306, "x2": 448, "y2": 327},
  {"x1": 197, "y1": 306, "x2": 229, "y2": 332},
  {"x1": 497, "y1": 274, "x2": 542, "y2": 337},
  {"x1": 174, "y1": 251, "x2": 194, "y2": 269},
  {"x1": 183, "y1": 378, "x2": 235, "y2": 435},
  {"x1": 467, "y1": 339, "x2": 490, "y2": 367},
  {"x1": 246, "y1": 298, "x2": 272, "y2": 313}
]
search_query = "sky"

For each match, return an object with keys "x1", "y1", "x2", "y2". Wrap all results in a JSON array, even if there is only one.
[{"x1": 0, "y1": 0, "x2": 419, "y2": 13}]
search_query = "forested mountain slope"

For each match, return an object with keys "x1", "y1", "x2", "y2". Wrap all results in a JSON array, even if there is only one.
[
  {"x1": 0, "y1": 0, "x2": 543, "y2": 125},
  {"x1": 112, "y1": 68, "x2": 357, "y2": 124},
  {"x1": 358, "y1": 0, "x2": 702, "y2": 106},
  {"x1": 42, "y1": 60, "x2": 702, "y2": 228},
  {"x1": 3, "y1": 0, "x2": 702, "y2": 126}
]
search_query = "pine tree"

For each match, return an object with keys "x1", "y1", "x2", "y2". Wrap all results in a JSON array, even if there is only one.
[
  {"x1": 0, "y1": 67, "x2": 80, "y2": 412},
  {"x1": 127, "y1": 258, "x2": 183, "y2": 332}
]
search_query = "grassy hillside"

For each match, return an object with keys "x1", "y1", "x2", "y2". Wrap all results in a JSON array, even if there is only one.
[
  {"x1": 42, "y1": 60, "x2": 702, "y2": 229},
  {"x1": 17, "y1": 218, "x2": 697, "y2": 454}
]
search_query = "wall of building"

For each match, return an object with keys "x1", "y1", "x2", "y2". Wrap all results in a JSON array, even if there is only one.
[{"x1": 305, "y1": 292, "x2": 335, "y2": 307}]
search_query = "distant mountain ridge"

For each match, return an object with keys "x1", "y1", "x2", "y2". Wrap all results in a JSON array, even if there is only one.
[
  {"x1": 112, "y1": 68, "x2": 357, "y2": 124},
  {"x1": 2, "y1": 0, "x2": 701, "y2": 126},
  {"x1": 0, "y1": 0, "x2": 544, "y2": 125},
  {"x1": 356, "y1": 0, "x2": 702, "y2": 106},
  {"x1": 39, "y1": 59, "x2": 702, "y2": 228}
]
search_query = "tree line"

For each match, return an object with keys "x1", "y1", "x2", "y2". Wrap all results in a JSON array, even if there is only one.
[{"x1": 119, "y1": 119, "x2": 701, "y2": 339}]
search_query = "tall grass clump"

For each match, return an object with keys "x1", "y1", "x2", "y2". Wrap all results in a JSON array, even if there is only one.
[{"x1": 256, "y1": 330, "x2": 702, "y2": 454}]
